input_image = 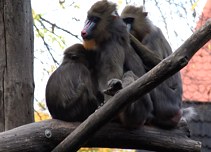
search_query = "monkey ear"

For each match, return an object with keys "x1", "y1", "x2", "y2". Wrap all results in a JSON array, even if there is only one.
[
  {"x1": 140, "y1": 6, "x2": 148, "y2": 17},
  {"x1": 143, "y1": 12, "x2": 148, "y2": 17},
  {"x1": 111, "y1": 10, "x2": 119, "y2": 18}
]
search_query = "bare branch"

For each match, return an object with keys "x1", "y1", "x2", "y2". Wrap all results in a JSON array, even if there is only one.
[
  {"x1": 154, "y1": 0, "x2": 169, "y2": 38},
  {"x1": 39, "y1": 16, "x2": 82, "y2": 41},
  {"x1": 34, "y1": 24, "x2": 59, "y2": 65}
]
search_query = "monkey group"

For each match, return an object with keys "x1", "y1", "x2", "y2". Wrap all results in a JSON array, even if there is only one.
[{"x1": 45, "y1": 0, "x2": 185, "y2": 129}]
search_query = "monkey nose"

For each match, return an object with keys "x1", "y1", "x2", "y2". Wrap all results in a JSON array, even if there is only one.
[{"x1": 81, "y1": 30, "x2": 87, "y2": 38}]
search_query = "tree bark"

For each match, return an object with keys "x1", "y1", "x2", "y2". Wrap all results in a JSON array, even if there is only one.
[
  {"x1": 52, "y1": 19, "x2": 211, "y2": 152},
  {"x1": 0, "y1": 119, "x2": 201, "y2": 152},
  {"x1": 0, "y1": 0, "x2": 34, "y2": 131}
]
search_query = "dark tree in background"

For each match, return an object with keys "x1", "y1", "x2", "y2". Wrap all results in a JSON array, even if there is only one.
[{"x1": 0, "y1": 0, "x2": 34, "y2": 131}]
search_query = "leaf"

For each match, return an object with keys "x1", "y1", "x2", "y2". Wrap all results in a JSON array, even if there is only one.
[
  {"x1": 34, "y1": 111, "x2": 51, "y2": 122},
  {"x1": 191, "y1": 0, "x2": 200, "y2": 11}
]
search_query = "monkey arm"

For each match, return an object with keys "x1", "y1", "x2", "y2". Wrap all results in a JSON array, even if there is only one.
[
  {"x1": 103, "y1": 71, "x2": 139, "y2": 96},
  {"x1": 96, "y1": 42, "x2": 125, "y2": 92},
  {"x1": 142, "y1": 27, "x2": 173, "y2": 58},
  {"x1": 103, "y1": 71, "x2": 153, "y2": 128},
  {"x1": 129, "y1": 33, "x2": 162, "y2": 70}
]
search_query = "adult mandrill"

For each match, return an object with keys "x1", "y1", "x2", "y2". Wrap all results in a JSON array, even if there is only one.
[
  {"x1": 81, "y1": 0, "x2": 153, "y2": 128},
  {"x1": 45, "y1": 44, "x2": 102, "y2": 122},
  {"x1": 121, "y1": 6, "x2": 184, "y2": 128},
  {"x1": 81, "y1": 0, "x2": 126, "y2": 92}
]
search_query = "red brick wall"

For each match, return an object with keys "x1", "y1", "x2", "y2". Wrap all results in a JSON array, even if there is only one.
[{"x1": 181, "y1": 0, "x2": 211, "y2": 102}]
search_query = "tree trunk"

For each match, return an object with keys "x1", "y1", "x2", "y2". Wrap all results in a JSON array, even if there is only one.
[{"x1": 0, "y1": 0, "x2": 34, "y2": 131}]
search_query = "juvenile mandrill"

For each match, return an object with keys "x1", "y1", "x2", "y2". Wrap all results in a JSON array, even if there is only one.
[{"x1": 45, "y1": 44, "x2": 102, "y2": 122}]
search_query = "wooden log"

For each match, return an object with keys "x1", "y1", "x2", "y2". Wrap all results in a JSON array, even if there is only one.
[
  {"x1": 0, "y1": 119, "x2": 201, "y2": 152},
  {"x1": 52, "y1": 19, "x2": 211, "y2": 152}
]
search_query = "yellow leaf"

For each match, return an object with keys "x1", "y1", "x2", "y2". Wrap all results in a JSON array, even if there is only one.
[
  {"x1": 34, "y1": 111, "x2": 51, "y2": 122},
  {"x1": 191, "y1": 0, "x2": 200, "y2": 11},
  {"x1": 74, "y1": 3, "x2": 80, "y2": 9},
  {"x1": 48, "y1": 65, "x2": 56, "y2": 73},
  {"x1": 208, "y1": 43, "x2": 211, "y2": 50},
  {"x1": 118, "y1": 0, "x2": 123, "y2": 5}
]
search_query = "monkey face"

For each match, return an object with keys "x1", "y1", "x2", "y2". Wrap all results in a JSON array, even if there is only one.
[
  {"x1": 81, "y1": 16, "x2": 100, "y2": 50},
  {"x1": 81, "y1": 16, "x2": 100, "y2": 40},
  {"x1": 121, "y1": 5, "x2": 149, "y2": 42},
  {"x1": 81, "y1": 0, "x2": 120, "y2": 50},
  {"x1": 122, "y1": 17, "x2": 134, "y2": 32}
]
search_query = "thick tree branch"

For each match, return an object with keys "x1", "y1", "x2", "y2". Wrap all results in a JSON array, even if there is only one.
[{"x1": 0, "y1": 119, "x2": 201, "y2": 152}]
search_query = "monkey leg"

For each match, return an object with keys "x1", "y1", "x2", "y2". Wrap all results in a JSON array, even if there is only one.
[
  {"x1": 119, "y1": 94, "x2": 153, "y2": 129},
  {"x1": 119, "y1": 71, "x2": 153, "y2": 129},
  {"x1": 149, "y1": 108, "x2": 182, "y2": 129}
]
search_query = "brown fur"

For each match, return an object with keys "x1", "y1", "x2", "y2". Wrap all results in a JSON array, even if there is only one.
[
  {"x1": 81, "y1": 0, "x2": 128, "y2": 92},
  {"x1": 83, "y1": 0, "x2": 128, "y2": 47},
  {"x1": 81, "y1": 0, "x2": 153, "y2": 129},
  {"x1": 121, "y1": 5, "x2": 183, "y2": 128},
  {"x1": 121, "y1": 6, "x2": 150, "y2": 42},
  {"x1": 83, "y1": 39, "x2": 96, "y2": 50},
  {"x1": 45, "y1": 44, "x2": 102, "y2": 122}
]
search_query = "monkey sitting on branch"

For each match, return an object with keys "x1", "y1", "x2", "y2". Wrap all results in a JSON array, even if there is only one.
[
  {"x1": 120, "y1": 5, "x2": 196, "y2": 128},
  {"x1": 81, "y1": 0, "x2": 153, "y2": 128},
  {"x1": 45, "y1": 44, "x2": 103, "y2": 122}
]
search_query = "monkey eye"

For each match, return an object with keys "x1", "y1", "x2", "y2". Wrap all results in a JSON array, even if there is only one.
[
  {"x1": 88, "y1": 16, "x2": 100, "y2": 23},
  {"x1": 123, "y1": 17, "x2": 134, "y2": 24},
  {"x1": 70, "y1": 55, "x2": 79, "y2": 60}
]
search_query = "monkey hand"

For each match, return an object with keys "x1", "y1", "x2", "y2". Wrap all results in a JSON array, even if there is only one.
[{"x1": 103, "y1": 79, "x2": 123, "y2": 96}]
